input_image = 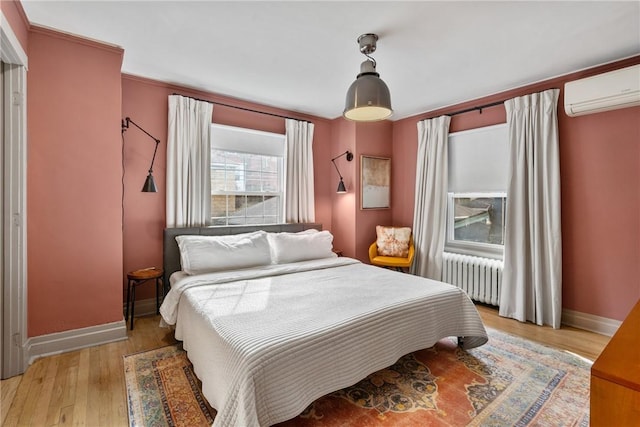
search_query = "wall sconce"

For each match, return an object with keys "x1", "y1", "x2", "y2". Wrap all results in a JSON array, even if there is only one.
[
  {"x1": 331, "y1": 150, "x2": 354, "y2": 193},
  {"x1": 121, "y1": 117, "x2": 161, "y2": 192}
]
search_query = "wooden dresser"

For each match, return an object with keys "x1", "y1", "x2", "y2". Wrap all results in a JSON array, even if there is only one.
[{"x1": 591, "y1": 298, "x2": 640, "y2": 426}]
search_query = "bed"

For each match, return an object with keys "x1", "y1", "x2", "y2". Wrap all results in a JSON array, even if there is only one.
[{"x1": 160, "y1": 224, "x2": 488, "y2": 427}]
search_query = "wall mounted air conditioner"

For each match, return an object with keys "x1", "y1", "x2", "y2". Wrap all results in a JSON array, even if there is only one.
[{"x1": 564, "y1": 64, "x2": 640, "y2": 117}]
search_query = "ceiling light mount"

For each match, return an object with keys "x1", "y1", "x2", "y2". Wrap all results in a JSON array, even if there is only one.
[
  {"x1": 358, "y1": 33, "x2": 378, "y2": 57},
  {"x1": 344, "y1": 33, "x2": 393, "y2": 122}
]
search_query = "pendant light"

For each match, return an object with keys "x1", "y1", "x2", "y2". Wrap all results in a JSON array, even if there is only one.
[{"x1": 343, "y1": 33, "x2": 392, "y2": 122}]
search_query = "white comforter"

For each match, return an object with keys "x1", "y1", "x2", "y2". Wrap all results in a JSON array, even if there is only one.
[{"x1": 160, "y1": 257, "x2": 488, "y2": 427}]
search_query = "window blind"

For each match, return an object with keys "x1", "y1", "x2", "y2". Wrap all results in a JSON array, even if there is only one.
[
  {"x1": 211, "y1": 124, "x2": 284, "y2": 156},
  {"x1": 448, "y1": 123, "x2": 508, "y2": 193}
]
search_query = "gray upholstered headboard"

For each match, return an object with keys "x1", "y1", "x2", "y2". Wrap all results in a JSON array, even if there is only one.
[{"x1": 163, "y1": 223, "x2": 323, "y2": 279}]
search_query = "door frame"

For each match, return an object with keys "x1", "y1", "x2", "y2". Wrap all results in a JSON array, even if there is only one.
[{"x1": 1, "y1": 11, "x2": 28, "y2": 378}]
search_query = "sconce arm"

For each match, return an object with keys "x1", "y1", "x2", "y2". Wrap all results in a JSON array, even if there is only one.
[
  {"x1": 122, "y1": 117, "x2": 161, "y2": 172},
  {"x1": 331, "y1": 158, "x2": 343, "y2": 179},
  {"x1": 331, "y1": 150, "x2": 354, "y2": 179}
]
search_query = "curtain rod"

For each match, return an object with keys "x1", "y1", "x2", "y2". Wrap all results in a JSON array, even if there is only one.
[
  {"x1": 171, "y1": 93, "x2": 311, "y2": 123},
  {"x1": 448, "y1": 99, "x2": 506, "y2": 117},
  {"x1": 447, "y1": 87, "x2": 560, "y2": 117}
]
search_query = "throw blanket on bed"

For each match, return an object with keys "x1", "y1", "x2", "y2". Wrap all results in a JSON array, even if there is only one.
[{"x1": 160, "y1": 257, "x2": 488, "y2": 427}]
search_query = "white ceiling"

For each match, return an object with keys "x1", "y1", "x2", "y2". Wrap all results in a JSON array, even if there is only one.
[{"x1": 21, "y1": 1, "x2": 640, "y2": 120}]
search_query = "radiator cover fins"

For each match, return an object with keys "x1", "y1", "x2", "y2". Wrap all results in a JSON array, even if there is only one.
[{"x1": 441, "y1": 252, "x2": 503, "y2": 306}]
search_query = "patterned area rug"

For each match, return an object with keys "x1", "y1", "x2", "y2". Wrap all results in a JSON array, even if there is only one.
[{"x1": 124, "y1": 329, "x2": 591, "y2": 426}]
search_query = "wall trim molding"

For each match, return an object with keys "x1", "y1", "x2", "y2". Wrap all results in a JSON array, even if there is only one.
[
  {"x1": 562, "y1": 308, "x2": 621, "y2": 337},
  {"x1": 26, "y1": 297, "x2": 162, "y2": 365},
  {"x1": 25, "y1": 320, "x2": 127, "y2": 365},
  {"x1": 29, "y1": 24, "x2": 123, "y2": 55}
]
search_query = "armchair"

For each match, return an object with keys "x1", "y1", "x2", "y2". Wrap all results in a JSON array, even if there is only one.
[{"x1": 368, "y1": 226, "x2": 415, "y2": 272}]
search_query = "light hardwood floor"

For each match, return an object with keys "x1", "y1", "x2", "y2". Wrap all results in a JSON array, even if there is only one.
[{"x1": 1, "y1": 306, "x2": 610, "y2": 426}]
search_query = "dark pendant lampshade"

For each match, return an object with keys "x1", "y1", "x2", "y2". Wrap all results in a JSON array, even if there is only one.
[
  {"x1": 142, "y1": 173, "x2": 158, "y2": 192},
  {"x1": 336, "y1": 178, "x2": 347, "y2": 193}
]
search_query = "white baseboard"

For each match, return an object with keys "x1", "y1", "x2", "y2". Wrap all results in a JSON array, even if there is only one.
[
  {"x1": 562, "y1": 308, "x2": 621, "y2": 337},
  {"x1": 25, "y1": 297, "x2": 161, "y2": 365},
  {"x1": 26, "y1": 320, "x2": 128, "y2": 365}
]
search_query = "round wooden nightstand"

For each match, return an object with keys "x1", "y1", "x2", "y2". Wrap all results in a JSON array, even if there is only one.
[{"x1": 125, "y1": 267, "x2": 164, "y2": 330}]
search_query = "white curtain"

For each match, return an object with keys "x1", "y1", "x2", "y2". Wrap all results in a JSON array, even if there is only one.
[
  {"x1": 499, "y1": 89, "x2": 562, "y2": 328},
  {"x1": 285, "y1": 119, "x2": 315, "y2": 223},
  {"x1": 166, "y1": 95, "x2": 214, "y2": 227},
  {"x1": 411, "y1": 115, "x2": 451, "y2": 280}
]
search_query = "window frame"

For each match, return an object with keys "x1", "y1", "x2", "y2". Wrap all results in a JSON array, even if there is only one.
[
  {"x1": 445, "y1": 191, "x2": 506, "y2": 260},
  {"x1": 210, "y1": 124, "x2": 285, "y2": 226}
]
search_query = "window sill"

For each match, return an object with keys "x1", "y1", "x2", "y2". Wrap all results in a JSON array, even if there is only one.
[{"x1": 444, "y1": 243, "x2": 503, "y2": 261}]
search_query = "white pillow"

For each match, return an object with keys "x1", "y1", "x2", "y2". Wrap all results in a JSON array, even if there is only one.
[
  {"x1": 295, "y1": 228, "x2": 319, "y2": 234},
  {"x1": 268, "y1": 230, "x2": 336, "y2": 264},
  {"x1": 176, "y1": 231, "x2": 271, "y2": 275}
]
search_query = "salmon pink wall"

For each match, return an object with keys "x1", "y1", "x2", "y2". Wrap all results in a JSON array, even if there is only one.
[
  {"x1": 560, "y1": 106, "x2": 639, "y2": 321},
  {"x1": 27, "y1": 27, "x2": 124, "y2": 336},
  {"x1": 330, "y1": 119, "x2": 357, "y2": 257},
  {"x1": 391, "y1": 57, "x2": 640, "y2": 322},
  {"x1": 1, "y1": 0, "x2": 29, "y2": 54},
  {"x1": 329, "y1": 119, "x2": 393, "y2": 262},
  {"x1": 121, "y1": 75, "x2": 334, "y2": 302},
  {"x1": 354, "y1": 121, "x2": 393, "y2": 262},
  {"x1": 121, "y1": 76, "x2": 168, "y2": 294}
]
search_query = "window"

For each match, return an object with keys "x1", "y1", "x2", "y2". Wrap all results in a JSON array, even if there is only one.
[
  {"x1": 210, "y1": 124, "x2": 285, "y2": 226},
  {"x1": 446, "y1": 124, "x2": 508, "y2": 259},
  {"x1": 447, "y1": 192, "x2": 506, "y2": 257}
]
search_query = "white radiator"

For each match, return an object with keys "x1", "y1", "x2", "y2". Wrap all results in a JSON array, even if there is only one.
[{"x1": 441, "y1": 252, "x2": 503, "y2": 306}]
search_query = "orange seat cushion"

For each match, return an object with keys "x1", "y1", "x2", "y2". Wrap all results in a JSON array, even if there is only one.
[{"x1": 370, "y1": 254, "x2": 412, "y2": 268}]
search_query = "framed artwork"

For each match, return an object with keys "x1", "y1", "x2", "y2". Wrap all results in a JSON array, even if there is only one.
[{"x1": 361, "y1": 155, "x2": 391, "y2": 209}]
